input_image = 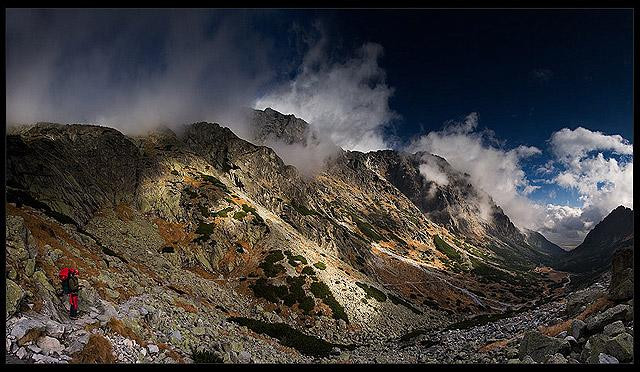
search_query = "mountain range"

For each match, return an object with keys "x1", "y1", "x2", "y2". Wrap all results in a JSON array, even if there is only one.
[{"x1": 4, "y1": 108, "x2": 634, "y2": 364}]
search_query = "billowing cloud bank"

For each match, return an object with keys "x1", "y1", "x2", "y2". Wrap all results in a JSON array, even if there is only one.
[
  {"x1": 6, "y1": 9, "x2": 276, "y2": 135},
  {"x1": 408, "y1": 116, "x2": 633, "y2": 249},
  {"x1": 254, "y1": 28, "x2": 398, "y2": 153}
]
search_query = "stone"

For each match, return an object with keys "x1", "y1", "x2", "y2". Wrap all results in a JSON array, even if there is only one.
[
  {"x1": 6, "y1": 279, "x2": 25, "y2": 318},
  {"x1": 603, "y1": 320, "x2": 626, "y2": 337},
  {"x1": 37, "y1": 336, "x2": 64, "y2": 355},
  {"x1": 564, "y1": 336, "x2": 578, "y2": 348},
  {"x1": 169, "y1": 330, "x2": 182, "y2": 343},
  {"x1": 521, "y1": 355, "x2": 536, "y2": 364},
  {"x1": 33, "y1": 271, "x2": 55, "y2": 294},
  {"x1": 238, "y1": 351, "x2": 251, "y2": 363},
  {"x1": 6, "y1": 338, "x2": 11, "y2": 352},
  {"x1": 604, "y1": 332, "x2": 633, "y2": 362},
  {"x1": 27, "y1": 344, "x2": 42, "y2": 353},
  {"x1": 518, "y1": 331, "x2": 571, "y2": 363},
  {"x1": 571, "y1": 319, "x2": 586, "y2": 340},
  {"x1": 585, "y1": 304, "x2": 631, "y2": 333},
  {"x1": 10, "y1": 317, "x2": 46, "y2": 340},
  {"x1": 556, "y1": 331, "x2": 567, "y2": 339},
  {"x1": 16, "y1": 347, "x2": 27, "y2": 359},
  {"x1": 598, "y1": 353, "x2": 619, "y2": 364},
  {"x1": 583, "y1": 334, "x2": 607, "y2": 363},
  {"x1": 565, "y1": 289, "x2": 604, "y2": 317},
  {"x1": 25, "y1": 258, "x2": 36, "y2": 277},
  {"x1": 193, "y1": 326, "x2": 206, "y2": 336},
  {"x1": 608, "y1": 248, "x2": 633, "y2": 301},
  {"x1": 546, "y1": 353, "x2": 567, "y2": 364},
  {"x1": 148, "y1": 344, "x2": 159, "y2": 354}
]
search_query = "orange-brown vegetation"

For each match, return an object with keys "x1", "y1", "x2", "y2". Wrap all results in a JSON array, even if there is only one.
[
  {"x1": 114, "y1": 203, "x2": 135, "y2": 221},
  {"x1": 157, "y1": 343, "x2": 185, "y2": 363},
  {"x1": 539, "y1": 296, "x2": 612, "y2": 337},
  {"x1": 154, "y1": 218, "x2": 195, "y2": 250},
  {"x1": 107, "y1": 317, "x2": 146, "y2": 346},
  {"x1": 174, "y1": 299, "x2": 198, "y2": 313},
  {"x1": 71, "y1": 334, "x2": 116, "y2": 364},
  {"x1": 183, "y1": 175, "x2": 202, "y2": 188}
]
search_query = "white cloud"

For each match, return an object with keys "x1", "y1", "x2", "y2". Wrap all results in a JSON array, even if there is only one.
[
  {"x1": 406, "y1": 113, "x2": 543, "y2": 229},
  {"x1": 418, "y1": 158, "x2": 450, "y2": 186},
  {"x1": 254, "y1": 28, "x2": 398, "y2": 153},
  {"x1": 406, "y1": 117, "x2": 633, "y2": 249},
  {"x1": 544, "y1": 127, "x2": 634, "y2": 247}
]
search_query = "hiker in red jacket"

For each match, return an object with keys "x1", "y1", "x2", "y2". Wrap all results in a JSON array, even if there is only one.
[{"x1": 58, "y1": 267, "x2": 80, "y2": 319}]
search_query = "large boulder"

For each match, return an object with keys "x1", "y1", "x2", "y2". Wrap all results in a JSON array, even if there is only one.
[
  {"x1": 6, "y1": 279, "x2": 25, "y2": 319},
  {"x1": 565, "y1": 288, "x2": 605, "y2": 317},
  {"x1": 604, "y1": 333, "x2": 633, "y2": 362},
  {"x1": 585, "y1": 304, "x2": 632, "y2": 333},
  {"x1": 519, "y1": 331, "x2": 571, "y2": 363},
  {"x1": 608, "y1": 248, "x2": 633, "y2": 301}
]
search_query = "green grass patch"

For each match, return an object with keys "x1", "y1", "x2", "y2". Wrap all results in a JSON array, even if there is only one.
[
  {"x1": 284, "y1": 250, "x2": 308, "y2": 267},
  {"x1": 434, "y1": 235, "x2": 461, "y2": 262},
  {"x1": 291, "y1": 202, "x2": 318, "y2": 216},
  {"x1": 233, "y1": 211, "x2": 247, "y2": 220},
  {"x1": 388, "y1": 293, "x2": 423, "y2": 315},
  {"x1": 301, "y1": 266, "x2": 316, "y2": 276},
  {"x1": 310, "y1": 281, "x2": 348, "y2": 323},
  {"x1": 198, "y1": 173, "x2": 229, "y2": 192},
  {"x1": 195, "y1": 222, "x2": 214, "y2": 235},
  {"x1": 356, "y1": 282, "x2": 387, "y2": 302},
  {"x1": 228, "y1": 317, "x2": 353, "y2": 357},
  {"x1": 214, "y1": 206, "x2": 234, "y2": 217},
  {"x1": 355, "y1": 220, "x2": 383, "y2": 242},
  {"x1": 241, "y1": 204, "x2": 265, "y2": 225},
  {"x1": 191, "y1": 349, "x2": 223, "y2": 363},
  {"x1": 313, "y1": 262, "x2": 326, "y2": 270},
  {"x1": 250, "y1": 278, "x2": 288, "y2": 303},
  {"x1": 259, "y1": 250, "x2": 286, "y2": 277}
]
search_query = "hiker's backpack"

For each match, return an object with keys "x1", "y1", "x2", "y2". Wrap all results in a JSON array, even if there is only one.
[{"x1": 68, "y1": 272, "x2": 79, "y2": 292}]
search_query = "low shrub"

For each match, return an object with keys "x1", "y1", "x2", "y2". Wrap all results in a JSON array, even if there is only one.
[
  {"x1": 313, "y1": 262, "x2": 326, "y2": 270},
  {"x1": 191, "y1": 349, "x2": 223, "y2": 363},
  {"x1": 356, "y1": 282, "x2": 387, "y2": 302}
]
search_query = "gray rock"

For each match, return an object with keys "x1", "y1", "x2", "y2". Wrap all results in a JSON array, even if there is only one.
[
  {"x1": 598, "y1": 353, "x2": 619, "y2": 364},
  {"x1": 565, "y1": 289, "x2": 604, "y2": 317},
  {"x1": 608, "y1": 248, "x2": 633, "y2": 301},
  {"x1": 586, "y1": 304, "x2": 631, "y2": 333},
  {"x1": 16, "y1": 347, "x2": 27, "y2": 359},
  {"x1": 521, "y1": 355, "x2": 536, "y2": 364},
  {"x1": 37, "y1": 336, "x2": 64, "y2": 355},
  {"x1": 546, "y1": 353, "x2": 567, "y2": 364},
  {"x1": 10, "y1": 317, "x2": 46, "y2": 340},
  {"x1": 238, "y1": 351, "x2": 251, "y2": 363},
  {"x1": 571, "y1": 319, "x2": 586, "y2": 339},
  {"x1": 604, "y1": 332, "x2": 633, "y2": 362},
  {"x1": 603, "y1": 320, "x2": 626, "y2": 337},
  {"x1": 519, "y1": 331, "x2": 571, "y2": 363},
  {"x1": 148, "y1": 344, "x2": 159, "y2": 354},
  {"x1": 6, "y1": 279, "x2": 25, "y2": 318}
]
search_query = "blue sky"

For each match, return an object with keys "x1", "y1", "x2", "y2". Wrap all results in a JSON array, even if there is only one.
[{"x1": 6, "y1": 9, "x2": 633, "y2": 247}]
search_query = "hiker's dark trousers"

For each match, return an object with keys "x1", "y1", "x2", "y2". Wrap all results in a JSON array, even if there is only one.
[{"x1": 69, "y1": 292, "x2": 79, "y2": 317}]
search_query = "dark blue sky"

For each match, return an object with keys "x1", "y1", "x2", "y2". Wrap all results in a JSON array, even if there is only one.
[{"x1": 283, "y1": 9, "x2": 633, "y2": 145}]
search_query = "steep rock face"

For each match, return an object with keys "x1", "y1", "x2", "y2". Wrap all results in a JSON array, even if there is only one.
[
  {"x1": 523, "y1": 229, "x2": 567, "y2": 257},
  {"x1": 7, "y1": 124, "x2": 141, "y2": 226},
  {"x1": 250, "y1": 107, "x2": 311, "y2": 145},
  {"x1": 561, "y1": 206, "x2": 634, "y2": 274}
]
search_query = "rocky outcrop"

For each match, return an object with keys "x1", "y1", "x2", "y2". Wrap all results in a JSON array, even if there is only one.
[{"x1": 608, "y1": 248, "x2": 633, "y2": 301}]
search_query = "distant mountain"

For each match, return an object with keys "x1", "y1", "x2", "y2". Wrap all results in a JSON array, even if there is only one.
[
  {"x1": 523, "y1": 229, "x2": 567, "y2": 257},
  {"x1": 560, "y1": 206, "x2": 634, "y2": 274}
]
